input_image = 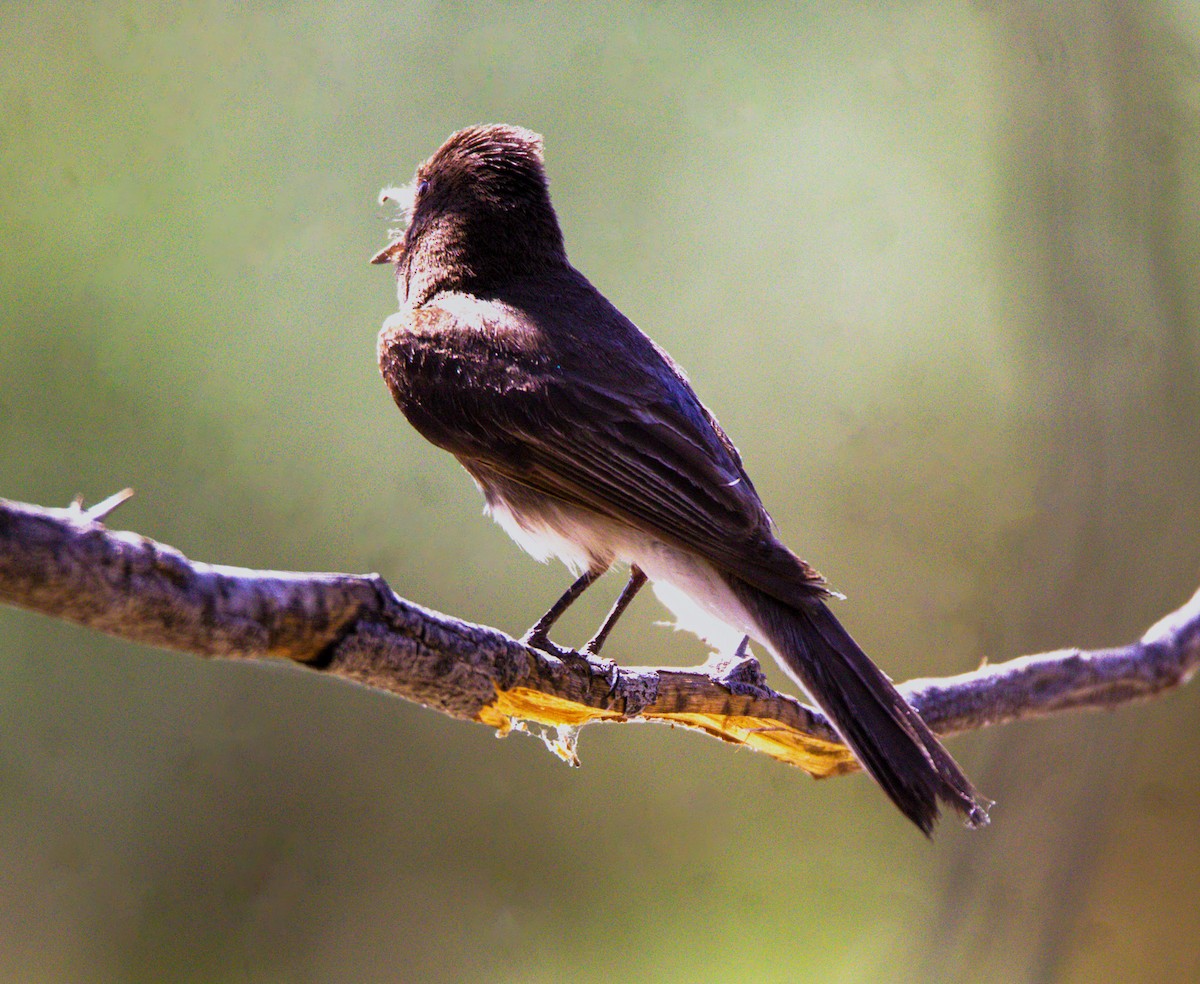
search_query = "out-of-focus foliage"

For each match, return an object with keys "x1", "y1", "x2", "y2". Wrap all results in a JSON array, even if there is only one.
[{"x1": 2, "y1": 3, "x2": 1199, "y2": 982}]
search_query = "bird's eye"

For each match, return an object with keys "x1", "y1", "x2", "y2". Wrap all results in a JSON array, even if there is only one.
[{"x1": 416, "y1": 178, "x2": 430, "y2": 196}]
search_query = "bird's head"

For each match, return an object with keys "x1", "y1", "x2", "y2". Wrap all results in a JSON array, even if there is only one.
[{"x1": 372, "y1": 124, "x2": 566, "y2": 303}]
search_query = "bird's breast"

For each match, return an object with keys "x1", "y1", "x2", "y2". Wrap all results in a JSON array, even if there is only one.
[{"x1": 376, "y1": 315, "x2": 422, "y2": 413}]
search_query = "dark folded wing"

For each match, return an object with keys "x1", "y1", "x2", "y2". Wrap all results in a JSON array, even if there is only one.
[{"x1": 382, "y1": 304, "x2": 828, "y2": 603}]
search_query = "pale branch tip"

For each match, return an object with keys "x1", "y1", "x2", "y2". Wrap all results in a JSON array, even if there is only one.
[
  {"x1": 71, "y1": 487, "x2": 135, "y2": 523},
  {"x1": 0, "y1": 495, "x2": 1197, "y2": 782}
]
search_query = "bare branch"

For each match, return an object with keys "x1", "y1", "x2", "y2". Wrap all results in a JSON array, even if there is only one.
[
  {"x1": 1, "y1": 496, "x2": 1197, "y2": 778},
  {"x1": 71, "y1": 486, "x2": 136, "y2": 523}
]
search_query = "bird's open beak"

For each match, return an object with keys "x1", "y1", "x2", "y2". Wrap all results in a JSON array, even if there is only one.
[{"x1": 370, "y1": 239, "x2": 406, "y2": 265}]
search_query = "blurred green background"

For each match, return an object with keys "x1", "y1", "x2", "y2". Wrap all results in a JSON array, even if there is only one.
[{"x1": 2, "y1": 2, "x2": 1199, "y2": 981}]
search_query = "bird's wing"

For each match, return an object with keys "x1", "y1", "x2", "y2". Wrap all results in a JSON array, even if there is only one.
[{"x1": 380, "y1": 303, "x2": 828, "y2": 603}]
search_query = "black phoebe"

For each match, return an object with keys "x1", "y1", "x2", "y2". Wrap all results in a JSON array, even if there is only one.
[{"x1": 372, "y1": 124, "x2": 989, "y2": 834}]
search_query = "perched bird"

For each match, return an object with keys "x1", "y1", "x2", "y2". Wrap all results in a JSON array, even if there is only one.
[{"x1": 372, "y1": 124, "x2": 989, "y2": 835}]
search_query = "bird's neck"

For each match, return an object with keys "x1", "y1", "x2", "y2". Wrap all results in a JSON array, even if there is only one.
[{"x1": 400, "y1": 214, "x2": 567, "y2": 308}]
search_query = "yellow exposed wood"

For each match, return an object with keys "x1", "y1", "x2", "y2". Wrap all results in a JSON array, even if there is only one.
[
  {"x1": 478, "y1": 687, "x2": 857, "y2": 778},
  {"x1": 477, "y1": 686, "x2": 624, "y2": 735}
]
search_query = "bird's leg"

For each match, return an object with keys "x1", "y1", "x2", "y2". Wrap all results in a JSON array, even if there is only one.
[
  {"x1": 583, "y1": 566, "x2": 647, "y2": 656},
  {"x1": 523, "y1": 564, "x2": 607, "y2": 654},
  {"x1": 578, "y1": 566, "x2": 647, "y2": 697}
]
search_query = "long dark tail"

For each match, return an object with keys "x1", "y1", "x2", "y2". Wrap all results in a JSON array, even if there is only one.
[{"x1": 726, "y1": 575, "x2": 990, "y2": 835}]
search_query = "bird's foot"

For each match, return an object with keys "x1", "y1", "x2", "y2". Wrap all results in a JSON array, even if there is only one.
[
  {"x1": 582, "y1": 648, "x2": 621, "y2": 696},
  {"x1": 523, "y1": 629, "x2": 621, "y2": 695},
  {"x1": 521, "y1": 627, "x2": 574, "y2": 666}
]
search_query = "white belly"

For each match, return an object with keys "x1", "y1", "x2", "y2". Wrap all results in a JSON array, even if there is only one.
[
  {"x1": 486, "y1": 495, "x2": 756, "y2": 655},
  {"x1": 630, "y1": 539, "x2": 756, "y2": 654}
]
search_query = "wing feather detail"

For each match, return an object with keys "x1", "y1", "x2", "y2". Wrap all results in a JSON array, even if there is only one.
[{"x1": 378, "y1": 302, "x2": 828, "y2": 602}]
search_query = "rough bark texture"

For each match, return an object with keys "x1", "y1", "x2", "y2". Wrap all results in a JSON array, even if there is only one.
[{"x1": 1, "y1": 496, "x2": 1197, "y2": 778}]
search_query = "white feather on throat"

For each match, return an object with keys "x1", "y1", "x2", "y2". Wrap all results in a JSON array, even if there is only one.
[{"x1": 378, "y1": 183, "x2": 417, "y2": 239}]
